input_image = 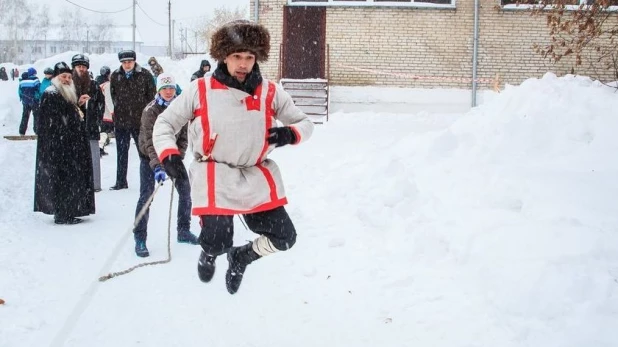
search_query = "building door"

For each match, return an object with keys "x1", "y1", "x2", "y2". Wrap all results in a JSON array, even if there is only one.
[{"x1": 281, "y1": 6, "x2": 326, "y2": 79}]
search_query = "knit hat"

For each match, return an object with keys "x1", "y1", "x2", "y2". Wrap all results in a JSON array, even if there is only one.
[
  {"x1": 156, "y1": 73, "x2": 176, "y2": 92},
  {"x1": 118, "y1": 50, "x2": 136, "y2": 62},
  {"x1": 210, "y1": 20, "x2": 270, "y2": 62},
  {"x1": 53, "y1": 62, "x2": 72, "y2": 77}
]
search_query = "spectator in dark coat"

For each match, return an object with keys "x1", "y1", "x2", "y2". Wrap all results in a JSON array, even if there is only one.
[
  {"x1": 34, "y1": 62, "x2": 95, "y2": 225},
  {"x1": 147, "y1": 56, "x2": 164, "y2": 77},
  {"x1": 72, "y1": 54, "x2": 105, "y2": 192},
  {"x1": 0, "y1": 67, "x2": 8, "y2": 81},
  {"x1": 190, "y1": 60, "x2": 211, "y2": 81},
  {"x1": 109, "y1": 50, "x2": 156, "y2": 190}
]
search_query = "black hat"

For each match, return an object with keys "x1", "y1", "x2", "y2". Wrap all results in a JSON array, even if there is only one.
[
  {"x1": 71, "y1": 54, "x2": 90, "y2": 68},
  {"x1": 43, "y1": 67, "x2": 54, "y2": 75},
  {"x1": 118, "y1": 50, "x2": 136, "y2": 62},
  {"x1": 100, "y1": 66, "x2": 111, "y2": 76},
  {"x1": 53, "y1": 62, "x2": 72, "y2": 77}
]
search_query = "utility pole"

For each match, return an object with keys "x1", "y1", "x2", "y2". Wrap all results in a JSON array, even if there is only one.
[
  {"x1": 168, "y1": 0, "x2": 172, "y2": 57},
  {"x1": 172, "y1": 20, "x2": 176, "y2": 58},
  {"x1": 132, "y1": 0, "x2": 136, "y2": 51}
]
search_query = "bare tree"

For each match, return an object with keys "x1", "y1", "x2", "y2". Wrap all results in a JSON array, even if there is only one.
[
  {"x1": 89, "y1": 14, "x2": 115, "y2": 54},
  {"x1": 1, "y1": 0, "x2": 34, "y2": 62},
  {"x1": 183, "y1": 5, "x2": 248, "y2": 54},
  {"x1": 531, "y1": 0, "x2": 618, "y2": 83}
]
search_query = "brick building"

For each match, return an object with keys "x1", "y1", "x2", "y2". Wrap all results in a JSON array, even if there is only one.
[{"x1": 251, "y1": 0, "x2": 617, "y2": 89}]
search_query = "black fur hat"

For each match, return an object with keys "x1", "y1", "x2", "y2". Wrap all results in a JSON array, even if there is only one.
[{"x1": 210, "y1": 20, "x2": 270, "y2": 62}]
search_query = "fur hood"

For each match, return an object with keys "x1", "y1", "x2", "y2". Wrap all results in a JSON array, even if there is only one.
[{"x1": 210, "y1": 20, "x2": 270, "y2": 62}]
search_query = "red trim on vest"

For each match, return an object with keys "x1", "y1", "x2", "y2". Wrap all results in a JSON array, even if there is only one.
[
  {"x1": 207, "y1": 161, "x2": 216, "y2": 208},
  {"x1": 192, "y1": 198, "x2": 288, "y2": 216},
  {"x1": 157, "y1": 148, "x2": 180, "y2": 163},
  {"x1": 257, "y1": 164, "x2": 279, "y2": 202},
  {"x1": 211, "y1": 78, "x2": 228, "y2": 90},
  {"x1": 194, "y1": 78, "x2": 215, "y2": 207},
  {"x1": 193, "y1": 78, "x2": 207, "y2": 117},
  {"x1": 245, "y1": 84, "x2": 262, "y2": 111},
  {"x1": 256, "y1": 82, "x2": 277, "y2": 165},
  {"x1": 265, "y1": 82, "x2": 276, "y2": 119}
]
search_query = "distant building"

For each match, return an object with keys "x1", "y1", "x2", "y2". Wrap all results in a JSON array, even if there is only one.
[{"x1": 0, "y1": 25, "x2": 164, "y2": 64}]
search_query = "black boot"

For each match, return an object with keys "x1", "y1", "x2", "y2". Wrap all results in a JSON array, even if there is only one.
[
  {"x1": 54, "y1": 216, "x2": 83, "y2": 225},
  {"x1": 226, "y1": 243, "x2": 261, "y2": 294},
  {"x1": 197, "y1": 250, "x2": 216, "y2": 283},
  {"x1": 109, "y1": 183, "x2": 128, "y2": 190}
]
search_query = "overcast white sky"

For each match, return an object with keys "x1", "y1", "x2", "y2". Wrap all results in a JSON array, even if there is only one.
[{"x1": 36, "y1": 0, "x2": 250, "y2": 45}]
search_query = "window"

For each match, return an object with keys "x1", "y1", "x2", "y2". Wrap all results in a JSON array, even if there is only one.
[
  {"x1": 95, "y1": 47, "x2": 105, "y2": 54},
  {"x1": 289, "y1": 0, "x2": 455, "y2": 6},
  {"x1": 50, "y1": 46, "x2": 57, "y2": 53},
  {"x1": 32, "y1": 46, "x2": 42, "y2": 54},
  {"x1": 501, "y1": 0, "x2": 618, "y2": 6}
]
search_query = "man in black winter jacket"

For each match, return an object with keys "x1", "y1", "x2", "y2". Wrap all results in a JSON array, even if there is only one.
[
  {"x1": 109, "y1": 50, "x2": 156, "y2": 190},
  {"x1": 72, "y1": 54, "x2": 105, "y2": 192},
  {"x1": 190, "y1": 60, "x2": 211, "y2": 81}
]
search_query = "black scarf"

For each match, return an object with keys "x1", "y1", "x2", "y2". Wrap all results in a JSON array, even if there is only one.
[{"x1": 212, "y1": 62, "x2": 263, "y2": 95}]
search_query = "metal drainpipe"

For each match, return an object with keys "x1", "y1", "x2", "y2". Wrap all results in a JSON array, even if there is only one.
[
  {"x1": 472, "y1": 0, "x2": 480, "y2": 107},
  {"x1": 254, "y1": 0, "x2": 259, "y2": 22}
]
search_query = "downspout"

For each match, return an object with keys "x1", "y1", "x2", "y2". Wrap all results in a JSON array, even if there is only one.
[
  {"x1": 254, "y1": 0, "x2": 259, "y2": 22},
  {"x1": 471, "y1": 0, "x2": 480, "y2": 107}
]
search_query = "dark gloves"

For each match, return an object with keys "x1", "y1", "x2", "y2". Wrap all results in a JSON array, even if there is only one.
[
  {"x1": 267, "y1": 127, "x2": 297, "y2": 147},
  {"x1": 162, "y1": 154, "x2": 188, "y2": 180}
]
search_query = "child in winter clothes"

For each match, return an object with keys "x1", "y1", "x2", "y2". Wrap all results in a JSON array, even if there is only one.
[{"x1": 133, "y1": 73, "x2": 199, "y2": 257}]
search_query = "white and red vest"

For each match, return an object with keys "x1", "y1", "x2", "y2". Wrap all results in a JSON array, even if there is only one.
[{"x1": 153, "y1": 76, "x2": 314, "y2": 215}]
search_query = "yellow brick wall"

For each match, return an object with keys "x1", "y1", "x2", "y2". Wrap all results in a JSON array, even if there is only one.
[{"x1": 253, "y1": 0, "x2": 616, "y2": 88}]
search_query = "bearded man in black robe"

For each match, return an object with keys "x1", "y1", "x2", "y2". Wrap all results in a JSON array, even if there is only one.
[{"x1": 34, "y1": 62, "x2": 95, "y2": 225}]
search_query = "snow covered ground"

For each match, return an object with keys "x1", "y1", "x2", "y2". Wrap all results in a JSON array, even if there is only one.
[{"x1": 1, "y1": 53, "x2": 617, "y2": 347}]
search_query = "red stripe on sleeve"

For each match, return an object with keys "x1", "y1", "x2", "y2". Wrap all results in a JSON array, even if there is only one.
[{"x1": 158, "y1": 148, "x2": 181, "y2": 163}]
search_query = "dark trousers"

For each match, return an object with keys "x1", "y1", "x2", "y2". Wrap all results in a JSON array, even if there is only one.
[
  {"x1": 198, "y1": 206, "x2": 297, "y2": 256},
  {"x1": 19, "y1": 103, "x2": 37, "y2": 135},
  {"x1": 134, "y1": 157, "x2": 192, "y2": 241},
  {"x1": 114, "y1": 127, "x2": 140, "y2": 186}
]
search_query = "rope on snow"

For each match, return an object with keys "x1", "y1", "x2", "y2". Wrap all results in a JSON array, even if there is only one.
[{"x1": 98, "y1": 180, "x2": 175, "y2": 282}]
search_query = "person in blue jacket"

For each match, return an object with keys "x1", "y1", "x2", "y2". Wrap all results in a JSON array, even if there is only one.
[
  {"x1": 17, "y1": 67, "x2": 41, "y2": 135},
  {"x1": 39, "y1": 67, "x2": 53, "y2": 95}
]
